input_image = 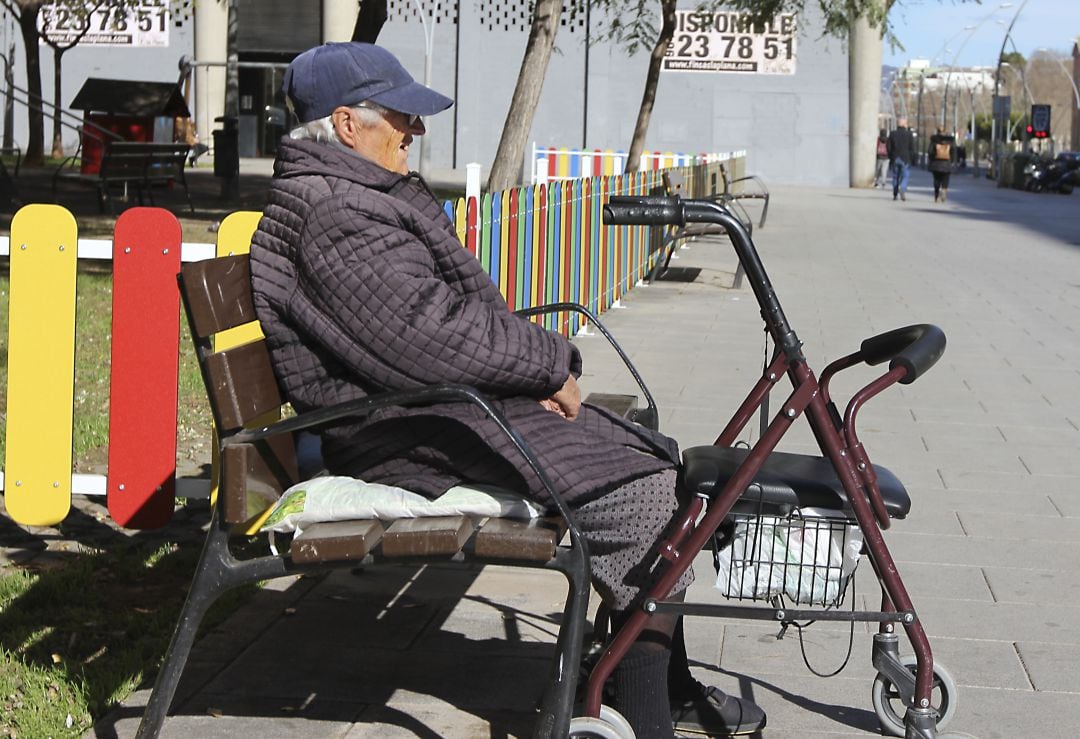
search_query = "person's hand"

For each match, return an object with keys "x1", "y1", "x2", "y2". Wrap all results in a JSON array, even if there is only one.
[{"x1": 541, "y1": 374, "x2": 581, "y2": 421}]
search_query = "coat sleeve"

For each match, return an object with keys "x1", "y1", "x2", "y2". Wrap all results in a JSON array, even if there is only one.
[{"x1": 288, "y1": 193, "x2": 577, "y2": 399}]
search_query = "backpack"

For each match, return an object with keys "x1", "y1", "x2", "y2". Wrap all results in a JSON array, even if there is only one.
[
  {"x1": 877, "y1": 139, "x2": 888, "y2": 158},
  {"x1": 934, "y1": 141, "x2": 951, "y2": 161}
]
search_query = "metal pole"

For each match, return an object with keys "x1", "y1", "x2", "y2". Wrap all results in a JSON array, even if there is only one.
[
  {"x1": 993, "y1": 0, "x2": 1030, "y2": 179},
  {"x1": 412, "y1": 0, "x2": 437, "y2": 177}
]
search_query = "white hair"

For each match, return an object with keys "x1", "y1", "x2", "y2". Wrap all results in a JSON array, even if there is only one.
[{"x1": 288, "y1": 102, "x2": 387, "y2": 143}]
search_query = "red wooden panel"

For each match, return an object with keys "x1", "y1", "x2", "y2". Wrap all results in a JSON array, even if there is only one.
[{"x1": 107, "y1": 208, "x2": 183, "y2": 528}]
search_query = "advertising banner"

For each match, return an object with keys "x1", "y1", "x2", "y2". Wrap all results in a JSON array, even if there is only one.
[
  {"x1": 663, "y1": 10, "x2": 797, "y2": 75},
  {"x1": 39, "y1": 1, "x2": 170, "y2": 48}
]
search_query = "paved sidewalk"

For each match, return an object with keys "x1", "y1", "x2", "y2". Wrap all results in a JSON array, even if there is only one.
[{"x1": 91, "y1": 167, "x2": 1079, "y2": 738}]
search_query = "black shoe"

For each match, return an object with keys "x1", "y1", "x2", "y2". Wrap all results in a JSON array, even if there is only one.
[{"x1": 670, "y1": 682, "x2": 766, "y2": 736}]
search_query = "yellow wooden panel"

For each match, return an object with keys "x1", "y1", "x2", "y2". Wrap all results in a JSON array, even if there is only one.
[
  {"x1": 214, "y1": 211, "x2": 264, "y2": 347},
  {"x1": 5, "y1": 205, "x2": 79, "y2": 525},
  {"x1": 209, "y1": 210, "x2": 271, "y2": 514}
]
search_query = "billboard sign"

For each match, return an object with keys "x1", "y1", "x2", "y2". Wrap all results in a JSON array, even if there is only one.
[
  {"x1": 39, "y1": 1, "x2": 171, "y2": 48},
  {"x1": 662, "y1": 10, "x2": 797, "y2": 75}
]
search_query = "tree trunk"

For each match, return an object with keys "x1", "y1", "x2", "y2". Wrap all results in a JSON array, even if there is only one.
[
  {"x1": 352, "y1": 0, "x2": 388, "y2": 43},
  {"x1": 487, "y1": 0, "x2": 563, "y2": 193},
  {"x1": 51, "y1": 47, "x2": 64, "y2": 159},
  {"x1": 625, "y1": 0, "x2": 677, "y2": 174},
  {"x1": 17, "y1": 6, "x2": 45, "y2": 165}
]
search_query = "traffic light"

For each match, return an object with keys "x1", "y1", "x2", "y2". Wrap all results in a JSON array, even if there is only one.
[{"x1": 1031, "y1": 104, "x2": 1051, "y2": 139}]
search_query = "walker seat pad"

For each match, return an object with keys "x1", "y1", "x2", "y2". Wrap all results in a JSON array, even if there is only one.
[{"x1": 681, "y1": 445, "x2": 911, "y2": 519}]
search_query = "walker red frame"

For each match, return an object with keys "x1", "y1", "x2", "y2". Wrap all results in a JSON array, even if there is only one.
[{"x1": 589, "y1": 196, "x2": 948, "y2": 737}]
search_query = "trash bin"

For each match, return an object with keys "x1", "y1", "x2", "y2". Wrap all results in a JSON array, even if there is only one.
[{"x1": 212, "y1": 116, "x2": 239, "y2": 179}]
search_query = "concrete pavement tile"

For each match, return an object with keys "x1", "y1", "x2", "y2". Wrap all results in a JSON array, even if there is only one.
[
  {"x1": 906, "y1": 487, "x2": 1061, "y2": 517},
  {"x1": 912, "y1": 406, "x2": 1073, "y2": 429},
  {"x1": 101, "y1": 714, "x2": 355, "y2": 739},
  {"x1": 954, "y1": 684, "x2": 1080, "y2": 739},
  {"x1": 939, "y1": 470, "x2": 1071, "y2": 493},
  {"x1": 1048, "y1": 492, "x2": 1080, "y2": 518},
  {"x1": 862, "y1": 562, "x2": 992, "y2": 602},
  {"x1": 900, "y1": 597, "x2": 1080, "y2": 645},
  {"x1": 1016, "y1": 445, "x2": 1080, "y2": 476},
  {"x1": 1013, "y1": 642, "x2": 1080, "y2": 694},
  {"x1": 981, "y1": 567, "x2": 1080, "y2": 605},
  {"x1": 955, "y1": 510, "x2": 1080, "y2": 543},
  {"x1": 345, "y1": 700, "x2": 533, "y2": 737},
  {"x1": 885, "y1": 531, "x2": 1080, "y2": 569},
  {"x1": 998, "y1": 423, "x2": 1080, "y2": 447}
]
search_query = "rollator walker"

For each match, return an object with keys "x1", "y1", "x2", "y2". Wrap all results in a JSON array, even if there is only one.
[{"x1": 567, "y1": 194, "x2": 961, "y2": 738}]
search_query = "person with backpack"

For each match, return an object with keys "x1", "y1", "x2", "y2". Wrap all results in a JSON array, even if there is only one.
[
  {"x1": 887, "y1": 118, "x2": 916, "y2": 201},
  {"x1": 874, "y1": 129, "x2": 889, "y2": 188},
  {"x1": 928, "y1": 126, "x2": 957, "y2": 202}
]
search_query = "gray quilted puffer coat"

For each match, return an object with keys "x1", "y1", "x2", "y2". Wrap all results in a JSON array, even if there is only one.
[{"x1": 249, "y1": 139, "x2": 678, "y2": 508}]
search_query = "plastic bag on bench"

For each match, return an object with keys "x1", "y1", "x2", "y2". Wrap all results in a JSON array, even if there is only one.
[{"x1": 713, "y1": 508, "x2": 863, "y2": 606}]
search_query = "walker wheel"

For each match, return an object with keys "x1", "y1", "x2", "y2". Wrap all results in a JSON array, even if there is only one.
[
  {"x1": 871, "y1": 655, "x2": 958, "y2": 737},
  {"x1": 569, "y1": 704, "x2": 635, "y2": 738}
]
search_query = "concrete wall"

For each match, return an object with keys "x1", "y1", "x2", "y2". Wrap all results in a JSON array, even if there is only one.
[
  {"x1": 1, "y1": 2, "x2": 850, "y2": 186},
  {"x1": 377, "y1": 2, "x2": 850, "y2": 186}
]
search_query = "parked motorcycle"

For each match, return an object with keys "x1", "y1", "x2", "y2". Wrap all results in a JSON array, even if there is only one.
[{"x1": 1023, "y1": 154, "x2": 1080, "y2": 194}]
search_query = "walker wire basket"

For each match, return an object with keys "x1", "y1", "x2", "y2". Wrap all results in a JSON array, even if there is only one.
[{"x1": 712, "y1": 508, "x2": 863, "y2": 608}]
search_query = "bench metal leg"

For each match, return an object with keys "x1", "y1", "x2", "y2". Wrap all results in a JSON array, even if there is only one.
[
  {"x1": 532, "y1": 544, "x2": 592, "y2": 739},
  {"x1": 136, "y1": 509, "x2": 291, "y2": 738}
]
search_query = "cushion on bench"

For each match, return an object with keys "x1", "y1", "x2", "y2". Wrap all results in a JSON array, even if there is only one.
[{"x1": 260, "y1": 475, "x2": 545, "y2": 536}]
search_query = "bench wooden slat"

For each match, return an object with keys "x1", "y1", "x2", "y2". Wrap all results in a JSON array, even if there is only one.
[
  {"x1": 472, "y1": 517, "x2": 564, "y2": 562},
  {"x1": 381, "y1": 516, "x2": 476, "y2": 557},
  {"x1": 222, "y1": 440, "x2": 298, "y2": 525},
  {"x1": 291, "y1": 519, "x2": 385, "y2": 564},
  {"x1": 181, "y1": 255, "x2": 259, "y2": 338},
  {"x1": 204, "y1": 339, "x2": 283, "y2": 432}
]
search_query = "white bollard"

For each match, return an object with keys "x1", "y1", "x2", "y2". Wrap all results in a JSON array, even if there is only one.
[{"x1": 466, "y1": 162, "x2": 481, "y2": 201}]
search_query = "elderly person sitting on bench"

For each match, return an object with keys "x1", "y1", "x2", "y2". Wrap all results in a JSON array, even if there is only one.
[{"x1": 248, "y1": 41, "x2": 766, "y2": 738}]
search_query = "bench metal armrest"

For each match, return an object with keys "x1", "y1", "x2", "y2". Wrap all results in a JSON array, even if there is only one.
[
  {"x1": 725, "y1": 174, "x2": 770, "y2": 228},
  {"x1": 514, "y1": 302, "x2": 659, "y2": 430},
  {"x1": 226, "y1": 382, "x2": 588, "y2": 549}
]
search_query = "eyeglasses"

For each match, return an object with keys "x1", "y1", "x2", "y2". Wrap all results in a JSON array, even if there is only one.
[{"x1": 356, "y1": 102, "x2": 421, "y2": 128}]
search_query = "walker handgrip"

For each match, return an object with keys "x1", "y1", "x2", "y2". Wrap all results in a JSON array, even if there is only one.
[
  {"x1": 860, "y1": 324, "x2": 946, "y2": 385},
  {"x1": 603, "y1": 196, "x2": 685, "y2": 227}
]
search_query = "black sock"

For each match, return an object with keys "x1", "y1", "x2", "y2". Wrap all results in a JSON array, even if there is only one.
[
  {"x1": 667, "y1": 618, "x2": 701, "y2": 700},
  {"x1": 612, "y1": 647, "x2": 675, "y2": 739}
]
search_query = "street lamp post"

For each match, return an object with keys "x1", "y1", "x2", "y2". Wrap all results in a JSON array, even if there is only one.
[{"x1": 993, "y1": 0, "x2": 1030, "y2": 178}]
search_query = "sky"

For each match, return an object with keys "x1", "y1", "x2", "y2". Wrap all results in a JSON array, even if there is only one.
[{"x1": 883, "y1": 0, "x2": 1080, "y2": 68}]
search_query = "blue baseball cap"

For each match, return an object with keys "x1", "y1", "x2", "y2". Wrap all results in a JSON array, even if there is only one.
[{"x1": 283, "y1": 42, "x2": 453, "y2": 123}]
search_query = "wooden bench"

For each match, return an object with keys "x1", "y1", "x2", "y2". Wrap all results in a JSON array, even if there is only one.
[
  {"x1": 52, "y1": 140, "x2": 193, "y2": 214},
  {"x1": 136, "y1": 254, "x2": 649, "y2": 738}
]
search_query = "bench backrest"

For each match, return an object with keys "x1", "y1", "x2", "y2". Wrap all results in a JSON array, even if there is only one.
[
  {"x1": 179, "y1": 254, "x2": 299, "y2": 525},
  {"x1": 100, "y1": 142, "x2": 189, "y2": 181}
]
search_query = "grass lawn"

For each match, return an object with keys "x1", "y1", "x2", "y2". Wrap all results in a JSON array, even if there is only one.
[
  {"x1": 0, "y1": 260, "x2": 230, "y2": 736},
  {"x1": 0, "y1": 542, "x2": 251, "y2": 737}
]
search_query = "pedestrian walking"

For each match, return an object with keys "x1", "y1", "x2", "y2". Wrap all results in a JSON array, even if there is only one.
[
  {"x1": 928, "y1": 126, "x2": 956, "y2": 202},
  {"x1": 874, "y1": 129, "x2": 889, "y2": 188},
  {"x1": 887, "y1": 117, "x2": 916, "y2": 201}
]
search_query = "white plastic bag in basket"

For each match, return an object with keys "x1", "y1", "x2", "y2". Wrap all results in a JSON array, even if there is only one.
[{"x1": 714, "y1": 507, "x2": 864, "y2": 605}]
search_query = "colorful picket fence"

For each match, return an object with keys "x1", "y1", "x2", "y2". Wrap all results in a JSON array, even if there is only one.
[
  {"x1": 0, "y1": 157, "x2": 737, "y2": 529},
  {"x1": 530, "y1": 144, "x2": 739, "y2": 184}
]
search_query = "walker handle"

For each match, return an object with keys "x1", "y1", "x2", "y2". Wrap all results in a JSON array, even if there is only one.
[
  {"x1": 860, "y1": 324, "x2": 946, "y2": 385},
  {"x1": 603, "y1": 196, "x2": 685, "y2": 226}
]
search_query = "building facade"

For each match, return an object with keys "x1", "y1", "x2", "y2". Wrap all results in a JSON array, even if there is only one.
[{"x1": 4, "y1": 0, "x2": 852, "y2": 186}]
